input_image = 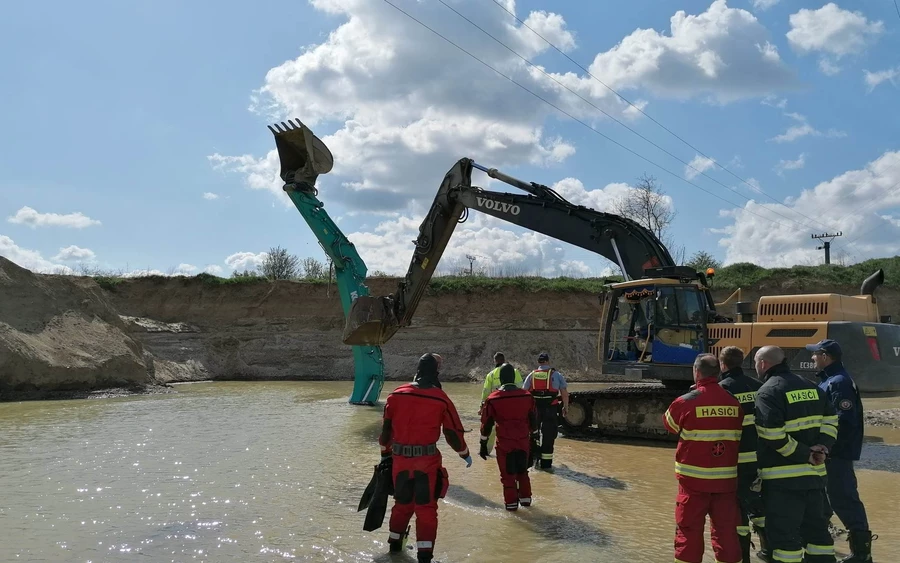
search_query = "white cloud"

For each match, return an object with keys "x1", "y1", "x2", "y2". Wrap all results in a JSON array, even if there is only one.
[
  {"x1": 769, "y1": 113, "x2": 846, "y2": 143},
  {"x1": 787, "y1": 4, "x2": 884, "y2": 59},
  {"x1": 204, "y1": 265, "x2": 224, "y2": 275},
  {"x1": 53, "y1": 245, "x2": 96, "y2": 262},
  {"x1": 225, "y1": 251, "x2": 268, "y2": 272},
  {"x1": 7, "y1": 206, "x2": 101, "y2": 229},
  {"x1": 215, "y1": 0, "x2": 797, "y2": 213},
  {"x1": 344, "y1": 178, "x2": 666, "y2": 276},
  {"x1": 203, "y1": 192, "x2": 220, "y2": 200},
  {"x1": 774, "y1": 153, "x2": 806, "y2": 175},
  {"x1": 684, "y1": 155, "x2": 717, "y2": 180},
  {"x1": 752, "y1": 0, "x2": 781, "y2": 10},
  {"x1": 864, "y1": 67, "x2": 900, "y2": 92},
  {"x1": 173, "y1": 263, "x2": 197, "y2": 275},
  {"x1": 542, "y1": 0, "x2": 795, "y2": 104},
  {"x1": 715, "y1": 150, "x2": 900, "y2": 266},
  {"x1": 0, "y1": 235, "x2": 73, "y2": 274},
  {"x1": 761, "y1": 95, "x2": 787, "y2": 109},
  {"x1": 818, "y1": 58, "x2": 842, "y2": 76}
]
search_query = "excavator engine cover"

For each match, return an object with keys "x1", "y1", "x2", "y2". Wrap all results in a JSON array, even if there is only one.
[{"x1": 343, "y1": 296, "x2": 399, "y2": 346}]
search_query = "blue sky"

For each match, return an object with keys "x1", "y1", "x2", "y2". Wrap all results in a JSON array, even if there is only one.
[{"x1": 2, "y1": 0, "x2": 899, "y2": 277}]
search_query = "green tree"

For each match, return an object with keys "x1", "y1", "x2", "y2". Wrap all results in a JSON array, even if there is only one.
[{"x1": 686, "y1": 250, "x2": 721, "y2": 272}]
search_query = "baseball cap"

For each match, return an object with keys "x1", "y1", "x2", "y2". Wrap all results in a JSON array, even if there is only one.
[
  {"x1": 538, "y1": 352, "x2": 550, "y2": 362},
  {"x1": 805, "y1": 339, "x2": 842, "y2": 357}
]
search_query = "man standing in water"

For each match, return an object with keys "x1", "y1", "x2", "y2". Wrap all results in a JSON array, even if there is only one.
[
  {"x1": 378, "y1": 353, "x2": 472, "y2": 563},
  {"x1": 806, "y1": 339, "x2": 876, "y2": 562},
  {"x1": 522, "y1": 352, "x2": 568, "y2": 470},
  {"x1": 479, "y1": 352, "x2": 523, "y2": 455},
  {"x1": 663, "y1": 353, "x2": 744, "y2": 563},
  {"x1": 479, "y1": 363, "x2": 538, "y2": 511}
]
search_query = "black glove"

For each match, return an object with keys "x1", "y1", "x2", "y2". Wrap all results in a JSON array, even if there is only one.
[{"x1": 479, "y1": 440, "x2": 489, "y2": 460}]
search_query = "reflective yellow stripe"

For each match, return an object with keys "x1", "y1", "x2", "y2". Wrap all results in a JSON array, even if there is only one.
[
  {"x1": 805, "y1": 543, "x2": 835, "y2": 556},
  {"x1": 773, "y1": 549, "x2": 804, "y2": 562},
  {"x1": 784, "y1": 415, "x2": 823, "y2": 432},
  {"x1": 679, "y1": 429, "x2": 742, "y2": 441},
  {"x1": 541, "y1": 453, "x2": 553, "y2": 459},
  {"x1": 776, "y1": 436, "x2": 799, "y2": 457},
  {"x1": 751, "y1": 516, "x2": 766, "y2": 527},
  {"x1": 743, "y1": 414, "x2": 755, "y2": 426},
  {"x1": 757, "y1": 425, "x2": 786, "y2": 440},
  {"x1": 675, "y1": 462, "x2": 737, "y2": 479},
  {"x1": 820, "y1": 424, "x2": 838, "y2": 439},
  {"x1": 738, "y1": 451, "x2": 757, "y2": 463},
  {"x1": 822, "y1": 414, "x2": 839, "y2": 426},
  {"x1": 760, "y1": 463, "x2": 827, "y2": 480},
  {"x1": 665, "y1": 409, "x2": 680, "y2": 433},
  {"x1": 737, "y1": 525, "x2": 751, "y2": 536}
]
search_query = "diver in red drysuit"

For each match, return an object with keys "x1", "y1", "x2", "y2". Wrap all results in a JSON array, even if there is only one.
[
  {"x1": 379, "y1": 353, "x2": 472, "y2": 563},
  {"x1": 479, "y1": 363, "x2": 538, "y2": 510}
]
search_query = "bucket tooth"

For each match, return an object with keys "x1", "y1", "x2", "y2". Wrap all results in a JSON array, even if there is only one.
[{"x1": 268, "y1": 117, "x2": 334, "y2": 186}]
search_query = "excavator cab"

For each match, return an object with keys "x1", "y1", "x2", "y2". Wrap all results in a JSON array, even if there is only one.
[{"x1": 602, "y1": 274, "x2": 711, "y2": 383}]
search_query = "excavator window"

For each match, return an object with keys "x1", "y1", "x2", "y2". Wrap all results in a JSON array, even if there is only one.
[{"x1": 650, "y1": 286, "x2": 706, "y2": 365}]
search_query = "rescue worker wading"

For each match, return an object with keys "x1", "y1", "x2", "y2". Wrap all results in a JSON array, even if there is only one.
[
  {"x1": 663, "y1": 353, "x2": 744, "y2": 563},
  {"x1": 806, "y1": 339, "x2": 876, "y2": 563},
  {"x1": 378, "y1": 353, "x2": 473, "y2": 563},
  {"x1": 479, "y1": 352, "x2": 523, "y2": 455},
  {"x1": 479, "y1": 363, "x2": 538, "y2": 511},
  {"x1": 754, "y1": 345, "x2": 839, "y2": 563},
  {"x1": 522, "y1": 352, "x2": 568, "y2": 470},
  {"x1": 718, "y1": 346, "x2": 770, "y2": 562}
]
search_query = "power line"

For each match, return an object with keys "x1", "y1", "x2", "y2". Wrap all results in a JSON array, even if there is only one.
[
  {"x1": 433, "y1": 0, "x2": 825, "y2": 234},
  {"x1": 895, "y1": 0, "x2": 900, "y2": 20},
  {"x1": 485, "y1": 0, "x2": 835, "y2": 233},
  {"x1": 380, "y1": 0, "x2": 802, "y2": 234}
]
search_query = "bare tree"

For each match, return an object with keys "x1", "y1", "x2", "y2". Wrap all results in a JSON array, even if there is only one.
[
  {"x1": 261, "y1": 246, "x2": 300, "y2": 280},
  {"x1": 613, "y1": 173, "x2": 683, "y2": 263},
  {"x1": 299, "y1": 256, "x2": 326, "y2": 280}
]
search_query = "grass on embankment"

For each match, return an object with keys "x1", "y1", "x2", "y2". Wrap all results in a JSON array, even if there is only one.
[{"x1": 90, "y1": 257, "x2": 900, "y2": 294}]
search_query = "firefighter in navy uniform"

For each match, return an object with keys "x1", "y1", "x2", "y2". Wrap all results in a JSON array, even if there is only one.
[
  {"x1": 663, "y1": 353, "x2": 744, "y2": 563},
  {"x1": 718, "y1": 346, "x2": 770, "y2": 562},
  {"x1": 806, "y1": 339, "x2": 876, "y2": 563},
  {"x1": 379, "y1": 353, "x2": 472, "y2": 563},
  {"x1": 522, "y1": 352, "x2": 569, "y2": 470},
  {"x1": 479, "y1": 363, "x2": 538, "y2": 510},
  {"x1": 753, "y1": 345, "x2": 839, "y2": 563}
]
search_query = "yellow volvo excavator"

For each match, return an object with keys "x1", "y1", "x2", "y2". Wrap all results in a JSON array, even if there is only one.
[{"x1": 335, "y1": 145, "x2": 899, "y2": 441}]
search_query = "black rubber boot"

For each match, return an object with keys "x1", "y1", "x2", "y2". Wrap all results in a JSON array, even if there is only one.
[
  {"x1": 753, "y1": 525, "x2": 772, "y2": 562},
  {"x1": 739, "y1": 533, "x2": 752, "y2": 563},
  {"x1": 839, "y1": 530, "x2": 876, "y2": 563},
  {"x1": 417, "y1": 551, "x2": 434, "y2": 563}
]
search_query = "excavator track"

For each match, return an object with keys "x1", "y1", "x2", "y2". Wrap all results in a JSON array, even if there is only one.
[{"x1": 560, "y1": 384, "x2": 684, "y2": 442}]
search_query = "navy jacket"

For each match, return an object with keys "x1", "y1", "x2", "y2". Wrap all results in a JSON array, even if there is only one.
[{"x1": 817, "y1": 361, "x2": 864, "y2": 460}]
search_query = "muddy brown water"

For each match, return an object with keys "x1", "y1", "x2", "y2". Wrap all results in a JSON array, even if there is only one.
[{"x1": 0, "y1": 382, "x2": 897, "y2": 562}]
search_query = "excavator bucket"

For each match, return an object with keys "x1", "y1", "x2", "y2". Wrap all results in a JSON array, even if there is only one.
[
  {"x1": 267, "y1": 119, "x2": 334, "y2": 187},
  {"x1": 343, "y1": 295, "x2": 400, "y2": 346}
]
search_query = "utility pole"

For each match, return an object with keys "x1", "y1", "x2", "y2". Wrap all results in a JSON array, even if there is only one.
[
  {"x1": 465, "y1": 254, "x2": 477, "y2": 276},
  {"x1": 811, "y1": 232, "x2": 842, "y2": 264}
]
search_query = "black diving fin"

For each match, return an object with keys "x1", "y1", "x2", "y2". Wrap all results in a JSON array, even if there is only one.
[{"x1": 359, "y1": 457, "x2": 393, "y2": 532}]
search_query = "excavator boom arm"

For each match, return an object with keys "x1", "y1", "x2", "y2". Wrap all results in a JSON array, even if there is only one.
[{"x1": 343, "y1": 157, "x2": 675, "y2": 346}]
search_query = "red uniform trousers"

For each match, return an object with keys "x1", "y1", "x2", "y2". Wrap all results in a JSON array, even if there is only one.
[
  {"x1": 675, "y1": 482, "x2": 742, "y2": 563},
  {"x1": 387, "y1": 453, "x2": 447, "y2": 556},
  {"x1": 495, "y1": 447, "x2": 531, "y2": 510}
]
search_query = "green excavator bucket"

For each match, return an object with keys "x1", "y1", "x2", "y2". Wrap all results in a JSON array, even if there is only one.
[
  {"x1": 267, "y1": 119, "x2": 334, "y2": 186},
  {"x1": 343, "y1": 295, "x2": 400, "y2": 346}
]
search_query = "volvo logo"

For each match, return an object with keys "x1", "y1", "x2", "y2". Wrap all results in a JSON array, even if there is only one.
[{"x1": 476, "y1": 197, "x2": 520, "y2": 215}]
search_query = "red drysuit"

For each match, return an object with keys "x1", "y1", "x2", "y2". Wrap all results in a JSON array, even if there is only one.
[
  {"x1": 379, "y1": 380, "x2": 469, "y2": 560},
  {"x1": 480, "y1": 385, "x2": 538, "y2": 510},
  {"x1": 663, "y1": 375, "x2": 744, "y2": 563}
]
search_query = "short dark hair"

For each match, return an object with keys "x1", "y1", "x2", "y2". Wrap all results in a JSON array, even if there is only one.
[
  {"x1": 494, "y1": 352, "x2": 505, "y2": 362},
  {"x1": 719, "y1": 346, "x2": 744, "y2": 370},
  {"x1": 693, "y1": 353, "x2": 720, "y2": 379}
]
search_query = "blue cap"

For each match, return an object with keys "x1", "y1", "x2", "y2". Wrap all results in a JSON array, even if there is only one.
[
  {"x1": 805, "y1": 339, "x2": 841, "y2": 357},
  {"x1": 538, "y1": 352, "x2": 549, "y2": 362}
]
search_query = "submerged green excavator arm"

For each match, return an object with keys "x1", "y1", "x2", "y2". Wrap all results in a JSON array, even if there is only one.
[{"x1": 267, "y1": 119, "x2": 384, "y2": 405}]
